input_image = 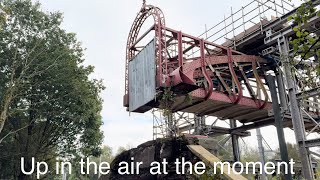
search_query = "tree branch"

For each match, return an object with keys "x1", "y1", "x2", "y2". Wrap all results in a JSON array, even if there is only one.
[{"x1": 0, "y1": 122, "x2": 32, "y2": 144}]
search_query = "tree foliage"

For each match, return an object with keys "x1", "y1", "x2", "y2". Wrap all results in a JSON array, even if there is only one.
[
  {"x1": 288, "y1": 0, "x2": 320, "y2": 88},
  {"x1": 0, "y1": 0, "x2": 104, "y2": 179},
  {"x1": 272, "y1": 143, "x2": 300, "y2": 162},
  {"x1": 69, "y1": 145, "x2": 114, "y2": 180}
]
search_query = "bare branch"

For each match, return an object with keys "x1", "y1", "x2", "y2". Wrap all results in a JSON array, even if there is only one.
[{"x1": 0, "y1": 121, "x2": 33, "y2": 144}]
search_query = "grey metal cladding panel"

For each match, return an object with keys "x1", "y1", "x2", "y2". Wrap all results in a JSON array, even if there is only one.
[{"x1": 129, "y1": 39, "x2": 156, "y2": 112}]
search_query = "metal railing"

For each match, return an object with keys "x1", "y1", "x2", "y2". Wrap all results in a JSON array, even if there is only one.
[{"x1": 198, "y1": 0, "x2": 295, "y2": 46}]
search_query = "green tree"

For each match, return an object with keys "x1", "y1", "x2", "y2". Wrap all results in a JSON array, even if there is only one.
[
  {"x1": 69, "y1": 145, "x2": 114, "y2": 180},
  {"x1": 0, "y1": 0, "x2": 104, "y2": 179},
  {"x1": 288, "y1": 0, "x2": 320, "y2": 88},
  {"x1": 116, "y1": 144, "x2": 134, "y2": 155},
  {"x1": 272, "y1": 143, "x2": 301, "y2": 162},
  {"x1": 241, "y1": 147, "x2": 260, "y2": 180}
]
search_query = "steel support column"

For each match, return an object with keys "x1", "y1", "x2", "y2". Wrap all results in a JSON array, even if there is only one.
[
  {"x1": 167, "y1": 113, "x2": 174, "y2": 137},
  {"x1": 230, "y1": 119, "x2": 240, "y2": 162},
  {"x1": 278, "y1": 36, "x2": 313, "y2": 180},
  {"x1": 194, "y1": 115, "x2": 205, "y2": 135},
  {"x1": 276, "y1": 70, "x2": 288, "y2": 111},
  {"x1": 256, "y1": 128, "x2": 267, "y2": 180},
  {"x1": 266, "y1": 75, "x2": 292, "y2": 180},
  {"x1": 194, "y1": 116, "x2": 200, "y2": 135},
  {"x1": 200, "y1": 116, "x2": 205, "y2": 128},
  {"x1": 194, "y1": 115, "x2": 200, "y2": 135}
]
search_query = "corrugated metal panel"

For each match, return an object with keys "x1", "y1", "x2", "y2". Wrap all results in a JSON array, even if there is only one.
[{"x1": 129, "y1": 39, "x2": 156, "y2": 112}]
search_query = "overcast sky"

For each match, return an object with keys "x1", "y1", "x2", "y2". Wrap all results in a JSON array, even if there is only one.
[{"x1": 35, "y1": 0, "x2": 308, "y2": 153}]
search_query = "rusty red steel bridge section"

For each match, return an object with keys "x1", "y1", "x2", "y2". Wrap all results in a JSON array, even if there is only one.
[{"x1": 123, "y1": 3, "x2": 319, "y2": 130}]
